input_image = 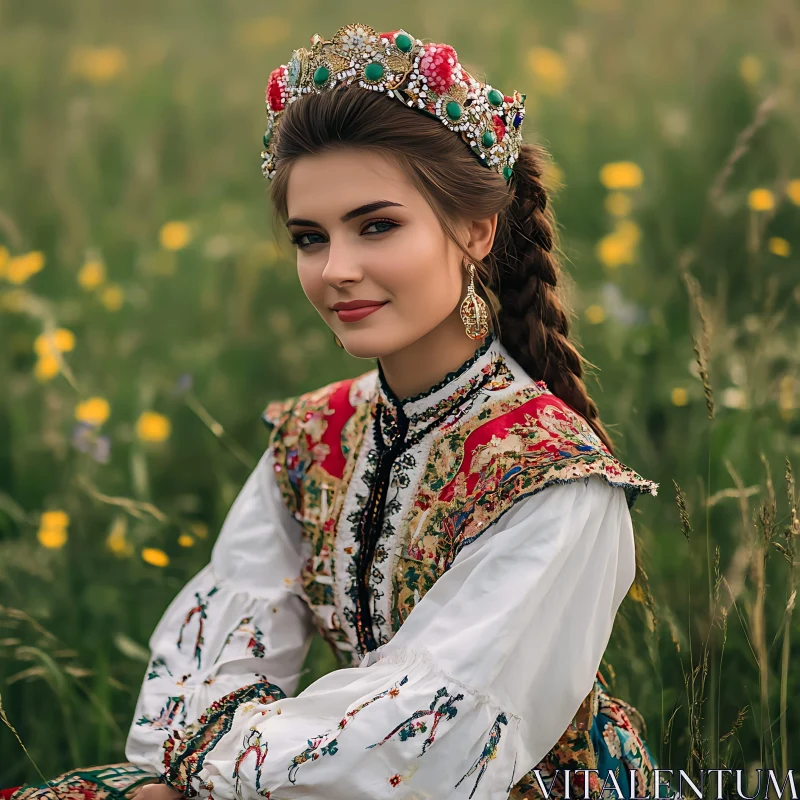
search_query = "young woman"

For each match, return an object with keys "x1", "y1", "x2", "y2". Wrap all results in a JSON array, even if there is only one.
[{"x1": 3, "y1": 24, "x2": 661, "y2": 800}]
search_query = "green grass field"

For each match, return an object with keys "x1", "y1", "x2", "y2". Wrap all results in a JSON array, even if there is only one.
[{"x1": 1, "y1": 0, "x2": 798, "y2": 791}]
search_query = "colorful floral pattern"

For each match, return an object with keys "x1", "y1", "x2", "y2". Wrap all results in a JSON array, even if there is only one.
[
  {"x1": 162, "y1": 679, "x2": 286, "y2": 795},
  {"x1": 1, "y1": 674, "x2": 657, "y2": 799},
  {"x1": 135, "y1": 695, "x2": 185, "y2": 729},
  {"x1": 263, "y1": 337, "x2": 657, "y2": 656},
  {"x1": 456, "y1": 712, "x2": 510, "y2": 799},
  {"x1": 176, "y1": 586, "x2": 218, "y2": 669},
  {"x1": 287, "y1": 674, "x2": 409, "y2": 784},
  {"x1": 3, "y1": 763, "x2": 158, "y2": 800},
  {"x1": 366, "y1": 685, "x2": 464, "y2": 755}
]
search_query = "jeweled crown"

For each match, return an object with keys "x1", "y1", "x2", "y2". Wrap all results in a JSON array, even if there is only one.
[{"x1": 261, "y1": 23, "x2": 527, "y2": 183}]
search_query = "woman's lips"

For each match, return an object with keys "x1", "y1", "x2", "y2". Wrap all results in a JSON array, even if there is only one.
[{"x1": 335, "y1": 302, "x2": 388, "y2": 322}]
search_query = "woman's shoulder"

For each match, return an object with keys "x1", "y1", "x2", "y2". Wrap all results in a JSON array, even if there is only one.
[
  {"x1": 437, "y1": 380, "x2": 659, "y2": 511},
  {"x1": 260, "y1": 368, "x2": 378, "y2": 433}
]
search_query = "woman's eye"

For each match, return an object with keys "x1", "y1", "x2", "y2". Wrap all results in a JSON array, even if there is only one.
[
  {"x1": 291, "y1": 232, "x2": 327, "y2": 248},
  {"x1": 362, "y1": 220, "x2": 398, "y2": 235}
]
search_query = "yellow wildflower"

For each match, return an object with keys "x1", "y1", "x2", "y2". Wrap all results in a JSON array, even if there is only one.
[
  {"x1": 747, "y1": 188, "x2": 774, "y2": 211},
  {"x1": 596, "y1": 235, "x2": 629, "y2": 268},
  {"x1": 787, "y1": 179, "x2": 800, "y2": 206},
  {"x1": 768, "y1": 237, "x2": 790, "y2": 257},
  {"x1": 6, "y1": 251, "x2": 45, "y2": 285},
  {"x1": 585, "y1": 305, "x2": 606, "y2": 324},
  {"x1": 34, "y1": 355, "x2": 60, "y2": 382},
  {"x1": 34, "y1": 328, "x2": 75, "y2": 357},
  {"x1": 739, "y1": 55, "x2": 763, "y2": 85},
  {"x1": 78, "y1": 259, "x2": 106, "y2": 290},
  {"x1": 605, "y1": 192, "x2": 632, "y2": 217},
  {"x1": 527, "y1": 47, "x2": 568, "y2": 94},
  {"x1": 101, "y1": 284, "x2": 124, "y2": 311},
  {"x1": 41, "y1": 510, "x2": 70, "y2": 529},
  {"x1": 136, "y1": 411, "x2": 172, "y2": 443},
  {"x1": 159, "y1": 221, "x2": 192, "y2": 251},
  {"x1": 595, "y1": 221, "x2": 640, "y2": 269},
  {"x1": 671, "y1": 387, "x2": 689, "y2": 406},
  {"x1": 0, "y1": 245, "x2": 8, "y2": 278},
  {"x1": 599, "y1": 162, "x2": 644, "y2": 190},
  {"x1": 75, "y1": 396, "x2": 111, "y2": 427},
  {"x1": 38, "y1": 528, "x2": 68, "y2": 549},
  {"x1": 142, "y1": 547, "x2": 170, "y2": 567},
  {"x1": 178, "y1": 534, "x2": 195, "y2": 548},
  {"x1": 69, "y1": 46, "x2": 127, "y2": 84},
  {"x1": 37, "y1": 510, "x2": 69, "y2": 550}
]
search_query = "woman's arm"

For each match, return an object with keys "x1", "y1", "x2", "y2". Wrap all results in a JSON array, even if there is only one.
[
  {"x1": 158, "y1": 476, "x2": 636, "y2": 799},
  {"x1": 124, "y1": 447, "x2": 316, "y2": 774}
]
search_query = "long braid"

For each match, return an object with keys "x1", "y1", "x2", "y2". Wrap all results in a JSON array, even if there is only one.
[{"x1": 490, "y1": 142, "x2": 615, "y2": 454}]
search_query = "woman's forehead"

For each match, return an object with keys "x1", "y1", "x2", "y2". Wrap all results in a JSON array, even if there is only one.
[{"x1": 285, "y1": 149, "x2": 420, "y2": 218}]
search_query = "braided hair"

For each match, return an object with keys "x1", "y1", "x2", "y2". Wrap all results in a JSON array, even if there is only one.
[{"x1": 490, "y1": 143, "x2": 615, "y2": 453}]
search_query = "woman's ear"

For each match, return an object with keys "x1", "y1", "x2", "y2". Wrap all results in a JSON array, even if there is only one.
[{"x1": 466, "y1": 213, "x2": 498, "y2": 261}]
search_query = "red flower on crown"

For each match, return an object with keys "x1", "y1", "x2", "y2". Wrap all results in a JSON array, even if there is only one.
[
  {"x1": 418, "y1": 43, "x2": 461, "y2": 96},
  {"x1": 266, "y1": 65, "x2": 288, "y2": 112},
  {"x1": 493, "y1": 115, "x2": 507, "y2": 142}
]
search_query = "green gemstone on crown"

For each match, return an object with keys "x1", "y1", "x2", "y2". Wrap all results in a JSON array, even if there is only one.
[
  {"x1": 364, "y1": 62, "x2": 384, "y2": 82},
  {"x1": 445, "y1": 101, "x2": 463, "y2": 121},
  {"x1": 313, "y1": 66, "x2": 330, "y2": 86},
  {"x1": 488, "y1": 89, "x2": 504, "y2": 107},
  {"x1": 482, "y1": 130, "x2": 497, "y2": 148},
  {"x1": 263, "y1": 130, "x2": 271, "y2": 148},
  {"x1": 395, "y1": 33, "x2": 413, "y2": 52},
  {"x1": 503, "y1": 165, "x2": 514, "y2": 181}
]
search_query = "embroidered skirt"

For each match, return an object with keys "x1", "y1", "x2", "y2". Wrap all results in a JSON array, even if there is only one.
[{"x1": 1, "y1": 674, "x2": 659, "y2": 800}]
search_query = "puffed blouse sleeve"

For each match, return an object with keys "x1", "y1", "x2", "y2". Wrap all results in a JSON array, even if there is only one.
[
  {"x1": 124, "y1": 446, "x2": 316, "y2": 773},
  {"x1": 159, "y1": 475, "x2": 637, "y2": 799}
]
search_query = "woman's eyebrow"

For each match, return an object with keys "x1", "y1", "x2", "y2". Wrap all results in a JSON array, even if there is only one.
[
  {"x1": 340, "y1": 200, "x2": 404, "y2": 222},
  {"x1": 285, "y1": 217, "x2": 319, "y2": 228},
  {"x1": 285, "y1": 200, "x2": 404, "y2": 228}
]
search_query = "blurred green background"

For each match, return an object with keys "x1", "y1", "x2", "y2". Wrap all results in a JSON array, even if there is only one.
[{"x1": 1, "y1": 0, "x2": 798, "y2": 790}]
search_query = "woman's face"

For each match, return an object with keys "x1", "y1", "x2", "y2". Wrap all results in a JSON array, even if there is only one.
[{"x1": 284, "y1": 148, "x2": 470, "y2": 360}]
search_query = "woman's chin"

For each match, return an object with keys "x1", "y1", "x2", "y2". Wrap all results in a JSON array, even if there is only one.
[{"x1": 334, "y1": 328, "x2": 403, "y2": 360}]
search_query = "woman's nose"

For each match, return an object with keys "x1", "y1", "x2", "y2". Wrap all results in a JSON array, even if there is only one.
[{"x1": 320, "y1": 241, "x2": 364, "y2": 286}]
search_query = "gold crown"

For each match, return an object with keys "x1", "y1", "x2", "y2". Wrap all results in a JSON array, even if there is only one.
[{"x1": 261, "y1": 23, "x2": 526, "y2": 182}]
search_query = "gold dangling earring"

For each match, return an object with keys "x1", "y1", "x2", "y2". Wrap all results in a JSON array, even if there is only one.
[
  {"x1": 459, "y1": 262, "x2": 490, "y2": 340},
  {"x1": 333, "y1": 333, "x2": 344, "y2": 349}
]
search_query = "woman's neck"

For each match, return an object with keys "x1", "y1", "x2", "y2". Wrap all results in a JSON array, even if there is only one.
[{"x1": 377, "y1": 310, "x2": 489, "y2": 401}]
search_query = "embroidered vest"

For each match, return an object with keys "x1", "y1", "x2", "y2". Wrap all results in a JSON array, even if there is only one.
[{"x1": 260, "y1": 338, "x2": 657, "y2": 667}]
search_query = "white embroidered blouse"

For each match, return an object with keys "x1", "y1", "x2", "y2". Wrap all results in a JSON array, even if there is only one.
[{"x1": 124, "y1": 336, "x2": 654, "y2": 799}]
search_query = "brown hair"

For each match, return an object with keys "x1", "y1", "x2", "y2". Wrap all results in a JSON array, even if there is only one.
[{"x1": 269, "y1": 86, "x2": 615, "y2": 453}]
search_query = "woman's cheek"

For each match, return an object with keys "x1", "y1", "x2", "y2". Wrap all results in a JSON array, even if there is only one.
[{"x1": 296, "y1": 261, "x2": 326, "y2": 312}]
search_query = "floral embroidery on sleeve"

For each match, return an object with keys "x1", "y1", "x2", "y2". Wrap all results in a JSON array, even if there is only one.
[
  {"x1": 176, "y1": 587, "x2": 219, "y2": 669},
  {"x1": 366, "y1": 686, "x2": 464, "y2": 755},
  {"x1": 287, "y1": 674, "x2": 410, "y2": 784},
  {"x1": 162, "y1": 679, "x2": 286, "y2": 795},
  {"x1": 455, "y1": 712, "x2": 510, "y2": 799}
]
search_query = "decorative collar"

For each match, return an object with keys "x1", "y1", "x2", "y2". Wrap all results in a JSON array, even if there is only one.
[{"x1": 372, "y1": 332, "x2": 515, "y2": 447}]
